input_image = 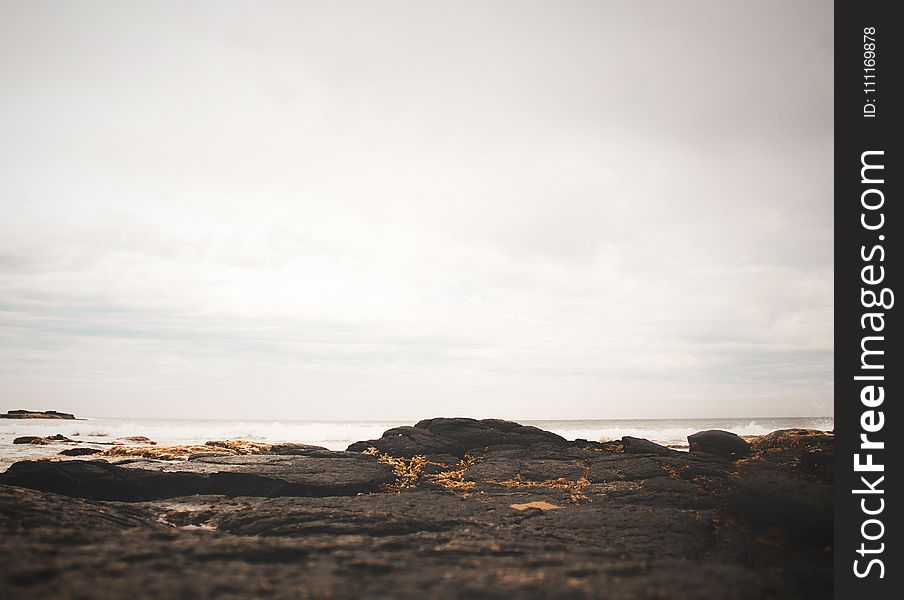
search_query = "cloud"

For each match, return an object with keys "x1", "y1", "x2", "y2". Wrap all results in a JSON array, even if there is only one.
[{"x1": 0, "y1": 0, "x2": 832, "y2": 419}]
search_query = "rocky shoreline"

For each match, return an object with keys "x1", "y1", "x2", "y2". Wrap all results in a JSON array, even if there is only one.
[{"x1": 0, "y1": 418, "x2": 833, "y2": 599}]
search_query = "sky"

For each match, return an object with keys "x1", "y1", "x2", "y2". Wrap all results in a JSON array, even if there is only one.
[{"x1": 0, "y1": 1, "x2": 833, "y2": 420}]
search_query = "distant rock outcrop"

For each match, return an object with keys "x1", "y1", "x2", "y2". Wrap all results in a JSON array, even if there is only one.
[
  {"x1": 13, "y1": 434, "x2": 76, "y2": 445},
  {"x1": 2, "y1": 410, "x2": 77, "y2": 420}
]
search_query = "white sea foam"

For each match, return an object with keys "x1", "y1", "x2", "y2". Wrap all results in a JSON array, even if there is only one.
[
  {"x1": 0, "y1": 418, "x2": 407, "y2": 449},
  {"x1": 531, "y1": 417, "x2": 835, "y2": 448}
]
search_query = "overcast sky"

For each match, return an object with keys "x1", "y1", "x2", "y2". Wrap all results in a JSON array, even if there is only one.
[{"x1": 0, "y1": 1, "x2": 832, "y2": 420}]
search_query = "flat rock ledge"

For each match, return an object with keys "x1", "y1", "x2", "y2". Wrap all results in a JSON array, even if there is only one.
[
  {"x1": 0, "y1": 417, "x2": 833, "y2": 599},
  {"x1": 1, "y1": 448, "x2": 396, "y2": 501}
]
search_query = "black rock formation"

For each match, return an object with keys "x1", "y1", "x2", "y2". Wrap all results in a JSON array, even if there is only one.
[
  {"x1": 687, "y1": 429, "x2": 751, "y2": 459},
  {"x1": 2, "y1": 410, "x2": 77, "y2": 420},
  {"x1": 0, "y1": 418, "x2": 833, "y2": 599},
  {"x1": 346, "y1": 417, "x2": 569, "y2": 458}
]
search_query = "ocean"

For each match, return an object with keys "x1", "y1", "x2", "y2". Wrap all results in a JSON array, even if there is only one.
[{"x1": 0, "y1": 416, "x2": 834, "y2": 472}]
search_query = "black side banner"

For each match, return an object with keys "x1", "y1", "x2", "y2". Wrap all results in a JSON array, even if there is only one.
[{"x1": 836, "y1": 1, "x2": 901, "y2": 597}]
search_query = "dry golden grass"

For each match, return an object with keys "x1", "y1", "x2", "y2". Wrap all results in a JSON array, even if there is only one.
[
  {"x1": 363, "y1": 448, "x2": 429, "y2": 492},
  {"x1": 104, "y1": 439, "x2": 275, "y2": 461},
  {"x1": 593, "y1": 480, "x2": 644, "y2": 496},
  {"x1": 491, "y1": 468, "x2": 591, "y2": 503},
  {"x1": 363, "y1": 448, "x2": 478, "y2": 493},
  {"x1": 361, "y1": 448, "x2": 594, "y2": 502},
  {"x1": 203, "y1": 440, "x2": 274, "y2": 454},
  {"x1": 104, "y1": 445, "x2": 213, "y2": 460},
  {"x1": 427, "y1": 455, "x2": 478, "y2": 491}
]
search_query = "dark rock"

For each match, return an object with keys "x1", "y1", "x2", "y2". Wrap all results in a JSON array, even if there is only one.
[
  {"x1": 688, "y1": 430, "x2": 751, "y2": 459},
  {"x1": 463, "y1": 448, "x2": 588, "y2": 484},
  {"x1": 59, "y1": 448, "x2": 103, "y2": 456},
  {"x1": 0, "y1": 460, "x2": 206, "y2": 501},
  {"x1": 347, "y1": 417, "x2": 568, "y2": 458},
  {"x1": 0, "y1": 453, "x2": 396, "y2": 501},
  {"x1": 587, "y1": 454, "x2": 665, "y2": 483},
  {"x1": 749, "y1": 428, "x2": 833, "y2": 452},
  {"x1": 126, "y1": 453, "x2": 398, "y2": 498},
  {"x1": 0, "y1": 423, "x2": 833, "y2": 599},
  {"x1": 1, "y1": 409, "x2": 77, "y2": 419},
  {"x1": 268, "y1": 443, "x2": 330, "y2": 455},
  {"x1": 0, "y1": 465, "x2": 832, "y2": 600},
  {"x1": 13, "y1": 437, "x2": 47, "y2": 445},
  {"x1": 739, "y1": 429, "x2": 835, "y2": 486},
  {"x1": 724, "y1": 462, "x2": 833, "y2": 550},
  {"x1": 13, "y1": 435, "x2": 76, "y2": 445},
  {"x1": 621, "y1": 436, "x2": 678, "y2": 456},
  {"x1": 417, "y1": 417, "x2": 567, "y2": 447},
  {"x1": 347, "y1": 425, "x2": 471, "y2": 457},
  {"x1": 0, "y1": 485, "x2": 163, "y2": 534},
  {"x1": 799, "y1": 449, "x2": 834, "y2": 482}
]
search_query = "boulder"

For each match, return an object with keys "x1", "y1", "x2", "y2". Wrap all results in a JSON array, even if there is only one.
[
  {"x1": 60, "y1": 448, "x2": 103, "y2": 456},
  {"x1": 13, "y1": 434, "x2": 76, "y2": 445},
  {"x1": 688, "y1": 430, "x2": 751, "y2": 459},
  {"x1": 749, "y1": 429, "x2": 833, "y2": 452},
  {"x1": 747, "y1": 429, "x2": 834, "y2": 484},
  {"x1": 13, "y1": 436, "x2": 48, "y2": 445},
  {"x1": 347, "y1": 417, "x2": 568, "y2": 458},
  {"x1": 347, "y1": 426, "x2": 465, "y2": 457}
]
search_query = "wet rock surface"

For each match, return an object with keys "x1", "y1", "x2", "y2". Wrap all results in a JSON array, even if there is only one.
[
  {"x1": 58, "y1": 447, "x2": 103, "y2": 457},
  {"x1": 0, "y1": 419, "x2": 833, "y2": 599}
]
